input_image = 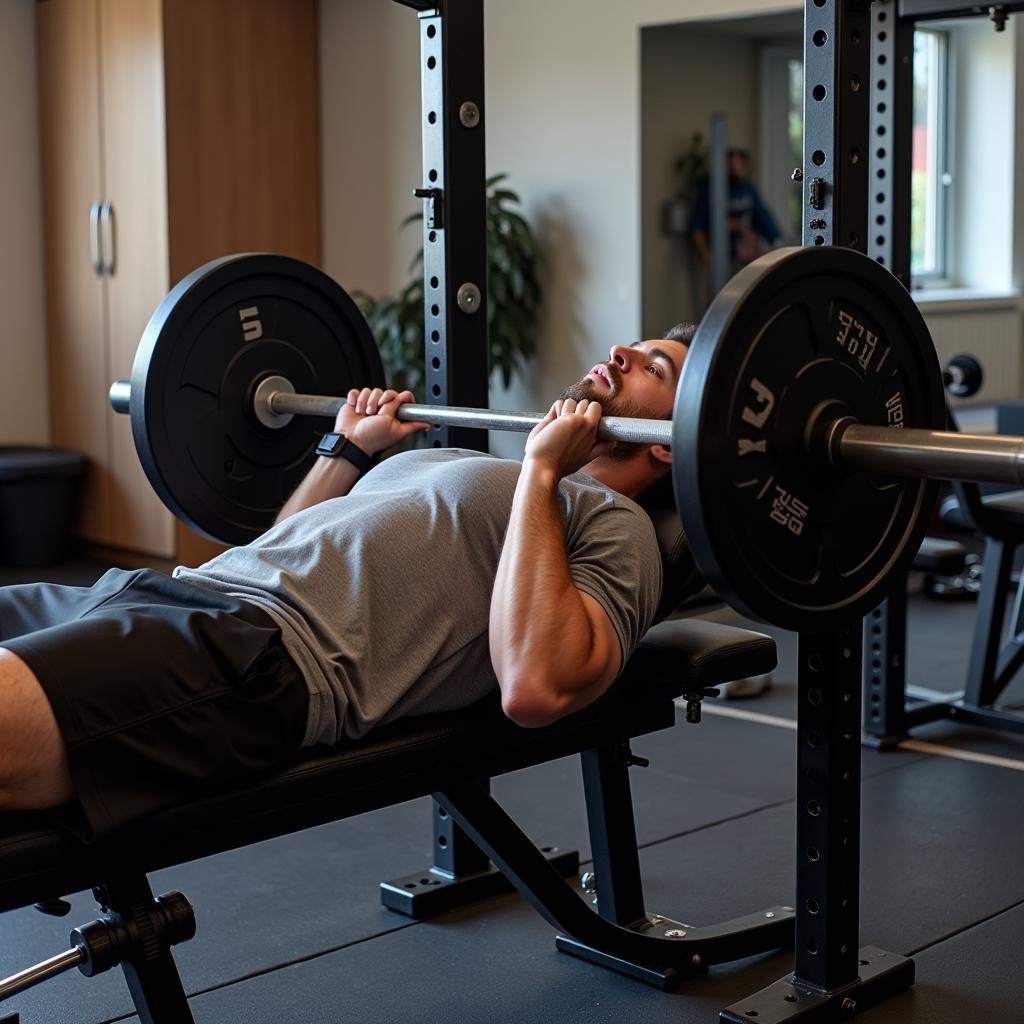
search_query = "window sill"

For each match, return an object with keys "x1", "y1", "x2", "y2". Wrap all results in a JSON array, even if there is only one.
[{"x1": 912, "y1": 287, "x2": 1020, "y2": 313}]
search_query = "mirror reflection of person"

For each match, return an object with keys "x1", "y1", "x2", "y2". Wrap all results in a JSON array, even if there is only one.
[{"x1": 689, "y1": 148, "x2": 782, "y2": 274}]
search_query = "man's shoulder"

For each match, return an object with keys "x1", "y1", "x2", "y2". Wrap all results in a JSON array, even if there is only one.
[{"x1": 563, "y1": 474, "x2": 660, "y2": 536}]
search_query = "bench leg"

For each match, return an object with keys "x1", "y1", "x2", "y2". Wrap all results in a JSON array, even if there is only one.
[
  {"x1": 580, "y1": 743, "x2": 646, "y2": 927},
  {"x1": 437, "y1": 779, "x2": 794, "y2": 990},
  {"x1": 93, "y1": 876, "x2": 196, "y2": 1024},
  {"x1": 380, "y1": 782, "x2": 579, "y2": 917}
]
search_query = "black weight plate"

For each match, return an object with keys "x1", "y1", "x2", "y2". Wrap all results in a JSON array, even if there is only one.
[
  {"x1": 673, "y1": 246, "x2": 946, "y2": 633},
  {"x1": 130, "y1": 254, "x2": 385, "y2": 544}
]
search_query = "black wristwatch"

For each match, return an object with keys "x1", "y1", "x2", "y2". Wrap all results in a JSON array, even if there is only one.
[{"x1": 315, "y1": 433, "x2": 373, "y2": 474}]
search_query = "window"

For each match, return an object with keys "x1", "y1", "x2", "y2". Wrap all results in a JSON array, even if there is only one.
[{"x1": 910, "y1": 29, "x2": 950, "y2": 283}]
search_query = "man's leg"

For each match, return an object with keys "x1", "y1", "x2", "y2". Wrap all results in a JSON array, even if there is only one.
[
  {"x1": 0, "y1": 570, "x2": 137, "y2": 812},
  {"x1": 0, "y1": 647, "x2": 74, "y2": 809},
  {"x1": 0, "y1": 570, "x2": 307, "y2": 839}
]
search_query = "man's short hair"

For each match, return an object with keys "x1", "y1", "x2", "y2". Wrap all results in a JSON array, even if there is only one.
[{"x1": 663, "y1": 323, "x2": 697, "y2": 346}]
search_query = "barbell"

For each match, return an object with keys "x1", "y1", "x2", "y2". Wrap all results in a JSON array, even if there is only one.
[
  {"x1": 109, "y1": 382, "x2": 674, "y2": 446},
  {"x1": 109, "y1": 247, "x2": 1017, "y2": 632}
]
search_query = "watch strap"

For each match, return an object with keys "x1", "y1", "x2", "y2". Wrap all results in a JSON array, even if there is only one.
[{"x1": 315, "y1": 433, "x2": 373, "y2": 474}]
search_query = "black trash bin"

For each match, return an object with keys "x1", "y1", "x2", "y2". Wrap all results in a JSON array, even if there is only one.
[{"x1": 0, "y1": 447, "x2": 87, "y2": 567}]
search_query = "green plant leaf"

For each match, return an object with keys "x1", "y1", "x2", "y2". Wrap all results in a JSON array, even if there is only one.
[{"x1": 360, "y1": 175, "x2": 541, "y2": 395}]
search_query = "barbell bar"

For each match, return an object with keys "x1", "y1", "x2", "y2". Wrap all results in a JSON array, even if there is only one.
[
  {"x1": 110, "y1": 374, "x2": 675, "y2": 444},
  {"x1": 260, "y1": 391, "x2": 674, "y2": 445},
  {"x1": 109, "y1": 374, "x2": 675, "y2": 443},
  {"x1": 109, "y1": 378, "x2": 1024, "y2": 486}
]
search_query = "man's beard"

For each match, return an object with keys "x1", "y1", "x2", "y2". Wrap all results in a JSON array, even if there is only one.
[{"x1": 559, "y1": 373, "x2": 649, "y2": 463}]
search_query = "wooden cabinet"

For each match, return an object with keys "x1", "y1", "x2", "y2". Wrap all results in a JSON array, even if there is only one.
[{"x1": 37, "y1": 0, "x2": 319, "y2": 564}]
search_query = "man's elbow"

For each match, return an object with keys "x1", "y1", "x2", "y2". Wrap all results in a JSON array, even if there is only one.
[{"x1": 499, "y1": 676, "x2": 566, "y2": 729}]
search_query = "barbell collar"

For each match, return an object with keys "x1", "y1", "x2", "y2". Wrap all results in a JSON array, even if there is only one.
[
  {"x1": 834, "y1": 422, "x2": 1024, "y2": 486},
  {"x1": 109, "y1": 380, "x2": 131, "y2": 415},
  {"x1": 264, "y1": 390, "x2": 674, "y2": 446}
]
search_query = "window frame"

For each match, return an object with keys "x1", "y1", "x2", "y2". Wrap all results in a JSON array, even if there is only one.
[{"x1": 910, "y1": 26, "x2": 954, "y2": 289}]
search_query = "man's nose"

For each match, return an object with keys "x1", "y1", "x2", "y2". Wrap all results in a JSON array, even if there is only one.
[{"x1": 608, "y1": 346, "x2": 632, "y2": 371}]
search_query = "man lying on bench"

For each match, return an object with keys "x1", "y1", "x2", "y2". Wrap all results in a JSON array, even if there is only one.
[{"x1": 0, "y1": 327, "x2": 692, "y2": 843}]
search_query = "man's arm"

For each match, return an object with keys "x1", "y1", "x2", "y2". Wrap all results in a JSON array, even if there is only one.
[
  {"x1": 489, "y1": 399, "x2": 622, "y2": 728},
  {"x1": 275, "y1": 388, "x2": 428, "y2": 523},
  {"x1": 275, "y1": 457, "x2": 362, "y2": 524}
]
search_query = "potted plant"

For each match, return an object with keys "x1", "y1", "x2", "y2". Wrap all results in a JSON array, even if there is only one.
[{"x1": 358, "y1": 174, "x2": 542, "y2": 395}]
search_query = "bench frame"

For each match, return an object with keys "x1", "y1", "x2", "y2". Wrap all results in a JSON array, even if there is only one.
[{"x1": 0, "y1": 620, "x2": 790, "y2": 1021}]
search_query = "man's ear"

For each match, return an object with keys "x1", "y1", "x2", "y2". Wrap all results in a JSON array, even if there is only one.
[{"x1": 651, "y1": 444, "x2": 673, "y2": 466}]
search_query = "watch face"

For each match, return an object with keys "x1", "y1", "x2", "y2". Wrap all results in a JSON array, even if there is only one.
[{"x1": 317, "y1": 432, "x2": 342, "y2": 455}]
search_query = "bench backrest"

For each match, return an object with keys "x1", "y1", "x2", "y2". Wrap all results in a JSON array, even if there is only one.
[{"x1": 636, "y1": 475, "x2": 705, "y2": 624}]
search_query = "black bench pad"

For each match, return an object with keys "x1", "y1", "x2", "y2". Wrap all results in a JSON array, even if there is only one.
[
  {"x1": 911, "y1": 536, "x2": 967, "y2": 576},
  {"x1": 0, "y1": 618, "x2": 776, "y2": 914}
]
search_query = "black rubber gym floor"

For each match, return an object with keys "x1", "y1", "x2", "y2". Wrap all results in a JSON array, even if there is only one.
[{"x1": 1, "y1": 560, "x2": 1022, "y2": 1023}]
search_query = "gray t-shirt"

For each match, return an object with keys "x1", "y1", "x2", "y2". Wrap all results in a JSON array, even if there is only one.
[{"x1": 173, "y1": 448, "x2": 662, "y2": 746}]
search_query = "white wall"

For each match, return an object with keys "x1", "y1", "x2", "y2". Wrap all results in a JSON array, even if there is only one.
[
  {"x1": 318, "y1": 0, "x2": 422, "y2": 301},
  {"x1": 0, "y1": 1, "x2": 49, "y2": 445}
]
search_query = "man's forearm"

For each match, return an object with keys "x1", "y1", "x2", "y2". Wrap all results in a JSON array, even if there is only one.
[
  {"x1": 489, "y1": 461, "x2": 603, "y2": 720},
  {"x1": 275, "y1": 457, "x2": 361, "y2": 524}
]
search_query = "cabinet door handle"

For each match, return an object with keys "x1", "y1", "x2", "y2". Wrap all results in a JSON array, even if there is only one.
[
  {"x1": 100, "y1": 201, "x2": 116, "y2": 276},
  {"x1": 89, "y1": 201, "x2": 102, "y2": 275}
]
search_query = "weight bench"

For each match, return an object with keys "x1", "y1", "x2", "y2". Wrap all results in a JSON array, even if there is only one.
[
  {"x1": 0, "y1": 617, "x2": 787, "y2": 1021},
  {"x1": 0, "y1": 481, "x2": 794, "y2": 1021}
]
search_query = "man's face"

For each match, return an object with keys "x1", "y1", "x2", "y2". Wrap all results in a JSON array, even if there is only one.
[
  {"x1": 561, "y1": 339, "x2": 687, "y2": 460},
  {"x1": 564, "y1": 339, "x2": 687, "y2": 417},
  {"x1": 561, "y1": 339, "x2": 688, "y2": 460}
]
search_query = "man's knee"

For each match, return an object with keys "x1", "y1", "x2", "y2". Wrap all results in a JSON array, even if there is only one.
[{"x1": 0, "y1": 648, "x2": 74, "y2": 809}]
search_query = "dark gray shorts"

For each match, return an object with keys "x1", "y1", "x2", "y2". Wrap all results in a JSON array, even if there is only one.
[{"x1": 0, "y1": 568, "x2": 308, "y2": 841}]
